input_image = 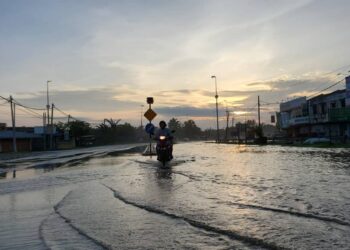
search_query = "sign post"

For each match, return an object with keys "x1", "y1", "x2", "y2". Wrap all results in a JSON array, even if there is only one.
[{"x1": 144, "y1": 97, "x2": 157, "y2": 156}]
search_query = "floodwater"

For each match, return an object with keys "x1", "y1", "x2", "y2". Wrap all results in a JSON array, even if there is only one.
[{"x1": 0, "y1": 142, "x2": 350, "y2": 249}]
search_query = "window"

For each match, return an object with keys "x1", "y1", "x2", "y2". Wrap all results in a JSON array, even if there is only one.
[
  {"x1": 321, "y1": 103, "x2": 326, "y2": 114},
  {"x1": 341, "y1": 99, "x2": 346, "y2": 107}
]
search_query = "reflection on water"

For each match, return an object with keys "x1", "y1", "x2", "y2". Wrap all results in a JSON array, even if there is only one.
[
  {"x1": 1, "y1": 142, "x2": 350, "y2": 249},
  {"x1": 1, "y1": 168, "x2": 43, "y2": 180},
  {"x1": 155, "y1": 167, "x2": 173, "y2": 179},
  {"x1": 0, "y1": 171, "x2": 7, "y2": 178}
]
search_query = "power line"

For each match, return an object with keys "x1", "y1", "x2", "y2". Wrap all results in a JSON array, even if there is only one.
[
  {"x1": 12, "y1": 98, "x2": 46, "y2": 111},
  {"x1": 53, "y1": 116, "x2": 70, "y2": 120},
  {"x1": 15, "y1": 113, "x2": 42, "y2": 119},
  {"x1": 54, "y1": 106, "x2": 69, "y2": 117},
  {"x1": 0, "y1": 95, "x2": 87, "y2": 126},
  {"x1": 0, "y1": 96, "x2": 9, "y2": 102},
  {"x1": 307, "y1": 78, "x2": 345, "y2": 99},
  {"x1": 322, "y1": 63, "x2": 350, "y2": 77},
  {"x1": 259, "y1": 75, "x2": 347, "y2": 108},
  {"x1": 54, "y1": 105, "x2": 83, "y2": 122},
  {"x1": 15, "y1": 103, "x2": 43, "y2": 117},
  {"x1": 16, "y1": 105, "x2": 42, "y2": 119},
  {"x1": 0, "y1": 95, "x2": 46, "y2": 111},
  {"x1": 17, "y1": 104, "x2": 42, "y2": 116},
  {"x1": 260, "y1": 100, "x2": 281, "y2": 105},
  {"x1": 254, "y1": 63, "x2": 350, "y2": 106}
]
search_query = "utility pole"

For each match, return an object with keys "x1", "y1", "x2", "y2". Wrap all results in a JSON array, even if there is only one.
[
  {"x1": 43, "y1": 112, "x2": 46, "y2": 150},
  {"x1": 225, "y1": 106, "x2": 229, "y2": 141},
  {"x1": 46, "y1": 80, "x2": 52, "y2": 126},
  {"x1": 244, "y1": 110, "x2": 247, "y2": 144},
  {"x1": 9, "y1": 96, "x2": 17, "y2": 152},
  {"x1": 258, "y1": 95, "x2": 261, "y2": 127},
  {"x1": 211, "y1": 75, "x2": 220, "y2": 143},
  {"x1": 231, "y1": 114, "x2": 234, "y2": 141},
  {"x1": 50, "y1": 103, "x2": 54, "y2": 150}
]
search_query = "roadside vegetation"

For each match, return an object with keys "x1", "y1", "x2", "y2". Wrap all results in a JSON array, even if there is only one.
[{"x1": 55, "y1": 117, "x2": 204, "y2": 146}]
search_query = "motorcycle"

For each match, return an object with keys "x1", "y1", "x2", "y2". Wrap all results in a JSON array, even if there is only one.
[{"x1": 156, "y1": 135, "x2": 173, "y2": 167}]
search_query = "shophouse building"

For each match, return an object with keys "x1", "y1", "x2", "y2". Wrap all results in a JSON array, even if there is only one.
[{"x1": 278, "y1": 76, "x2": 350, "y2": 142}]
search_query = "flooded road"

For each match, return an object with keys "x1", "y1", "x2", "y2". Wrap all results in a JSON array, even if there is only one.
[{"x1": 0, "y1": 142, "x2": 350, "y2": 249}]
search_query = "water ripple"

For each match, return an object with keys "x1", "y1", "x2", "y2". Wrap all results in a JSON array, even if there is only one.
[
  {"x1": 218, "y1": 201, "x2": 350, "y2": 227},
  {"x1": 103, "y1": 184, "x2": 286, "y2": 250},
  {"x1": 52, "y1": 191, "x2": 112, "y2": 250}
]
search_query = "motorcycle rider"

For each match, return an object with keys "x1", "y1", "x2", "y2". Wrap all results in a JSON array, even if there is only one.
[{"x1": 155, "y1": 120, "x2": 173, "y2": 159}]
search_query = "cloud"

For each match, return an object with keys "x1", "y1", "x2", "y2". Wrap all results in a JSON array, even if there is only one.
[
  {"x1": 6, "y1": 72, "x2": 345, "y2": 128},
  {"x1": 157, "y1": 106, "x2": 220, "y2": 117},
  {"x1": 15, "y1": 87, "x2": 141, "y2": 113},
  {"x1": 43, "y1": 70, "x2": 350, "y2": 127}
]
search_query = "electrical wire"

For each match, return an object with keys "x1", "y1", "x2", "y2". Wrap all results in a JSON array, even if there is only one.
[
  {"x1": 53, "y1": 116, "x2": 69, "y2": 120},
  {"x1": 0, "y1": 95, "x2": 46, "y2": 111},
  {"x1": 16, "y1": 105, "x2": 42, "y2": 119},
  {"x1": 306, "y1": 78, "x2": 345, "y2": 99},
  {"x1": 0, "y1": 95, "x2": 87, "y2": 125},
  {"x1": 12, "y1": 98, "x2": 46, "y2": 111},
  {"x1": 260, "y1": 101, "x2": 281, "y2": 105},
  {"x1": 0, "y1": 96, "x2": 9, "y2": 102},
  {"x1": 251, "y1": 63, "x2": 350, "y2": 107},
  {"x1": 54, "y1": 105, "x2": 83, "y2": 122},
  {"x1": 54, "y1": 106, "x2": 69, "y2": 117},
  {"x1": 16, "y1": 103, "x2": 43, "y2": 117},
  {"x1": 258, "y1": 74, "x2": 347, "y2": 108}
]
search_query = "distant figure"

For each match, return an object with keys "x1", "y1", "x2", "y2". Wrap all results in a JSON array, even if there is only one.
[
  {"x1": 154, "y1": 121, "x2": 173, "y2": 159},
  {"x1": 13, "y1": 169, "x2": 16, "y2": 178}
]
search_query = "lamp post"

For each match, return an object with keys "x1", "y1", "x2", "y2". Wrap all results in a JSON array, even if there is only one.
[
  {"x1": 140, "y1": 104, "x2": 144, "y2": 128},
  {"x1": 46, "y1": 80, "x2": 52, "y2": 125},
  {"x1": 211, "y1": 75, "x2": 220, "y2": 142}
]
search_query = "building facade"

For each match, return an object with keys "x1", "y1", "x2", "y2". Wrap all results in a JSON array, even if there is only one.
[{"x1": 278, "y1": 76, "x2": 350, "y2": 142}]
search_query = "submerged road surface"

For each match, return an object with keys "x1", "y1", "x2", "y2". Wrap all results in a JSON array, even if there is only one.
[{"x1": 0, "y1": 142, "x2": 350, "y2": 249}]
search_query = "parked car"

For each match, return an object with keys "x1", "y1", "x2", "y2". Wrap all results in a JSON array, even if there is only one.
[{"x1": 303, "y1": 138, "x2": 330, "y2": 144}]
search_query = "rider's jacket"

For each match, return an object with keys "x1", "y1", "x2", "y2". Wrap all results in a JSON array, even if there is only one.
[{"x1": 155, "y1": 128, "x2": 173, "y2": 144}]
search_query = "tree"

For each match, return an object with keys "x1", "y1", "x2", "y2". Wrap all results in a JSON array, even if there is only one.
[
  {"x1": 104, "y1": 118, "x2": 121, "y2": 128},
  {"x1": 168, "y1": 118, "x2": 182, "y2": 132},
  {"x1": 94, "y1": 120, "x2": 137, "y2": 144},
  {"x1": 68, "y1": 120, "x2": 92, "y2": 138},
  {"x1": 55, "y1": 120, "x2": 91, "y2": 138},
  {"x1": 114, "y1": 123, "x2": 136, "y2": 141},
  {"x1": 55, "y1": 121, "x2": 68, "y2": 131},
  {"x1": 183, "y1": 119, "x2": 201, "y2": 139},
  {"x1": 246, "y1": 120, "x2": 256, "y2": 128}
]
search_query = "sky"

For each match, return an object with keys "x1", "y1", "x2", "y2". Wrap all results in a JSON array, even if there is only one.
[{"x1": 1, "y1": 0, "x2": 350, "y2": 128}]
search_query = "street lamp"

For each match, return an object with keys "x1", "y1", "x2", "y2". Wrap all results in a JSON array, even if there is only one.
[
  {"x1": 140, "y1": 104, "x2": 144, "y2": 128},
  {"x1": 211, "y1": 75, "x2": 220, "y2": 142},
  {"x1": 46, "y1": 80, "x2": 52, "y2": 125}
]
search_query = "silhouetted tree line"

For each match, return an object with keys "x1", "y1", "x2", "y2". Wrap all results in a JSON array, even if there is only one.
[
  {"x1": 56, "y1": 117, "x2": 204, "y2": 146},
  {"x1": 56, "y1": 119, "x2": 138, "y2": 145},
  {"x1": 94, "y1": 119, "x2": 137, "y2": 144},
  {"x1": 168, "y1": 118, "x2": 202, "y2": 140}
]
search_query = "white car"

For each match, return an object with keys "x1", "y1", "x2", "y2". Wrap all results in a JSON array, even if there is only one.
[{"x1": 303, "y1": 138, "x2": 330, "y2": 144}]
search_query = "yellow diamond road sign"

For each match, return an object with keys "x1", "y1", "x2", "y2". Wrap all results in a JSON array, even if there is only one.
[{"x1": 144, "y1": 108, "x2": 157, "y2": 121}]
